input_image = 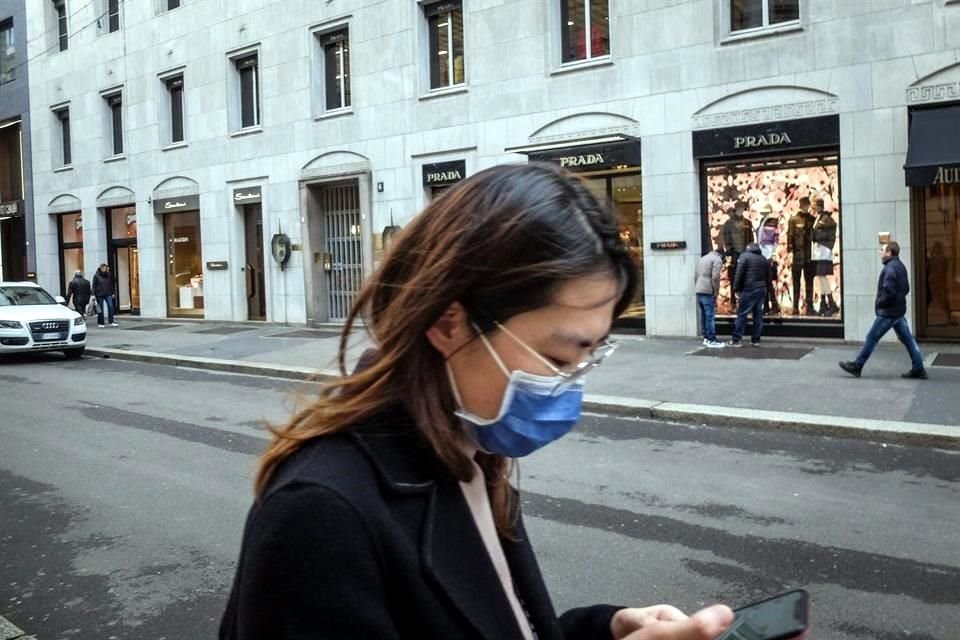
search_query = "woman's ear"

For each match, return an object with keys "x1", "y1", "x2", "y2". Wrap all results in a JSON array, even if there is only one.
[{"x1": 426, "y1": 301, "x2": 472, "y2": 359}]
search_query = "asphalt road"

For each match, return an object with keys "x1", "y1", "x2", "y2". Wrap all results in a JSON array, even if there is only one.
[{"x1": 1, "y1": 354, "x2": 957, "y2": 640}]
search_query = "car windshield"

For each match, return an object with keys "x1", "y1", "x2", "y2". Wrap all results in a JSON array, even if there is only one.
[{"x1": 0, "y1": 286, "x2": 58, "y2": 306}]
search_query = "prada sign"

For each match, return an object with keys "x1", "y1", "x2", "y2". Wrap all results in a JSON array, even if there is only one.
[
  {"x1": 527, "y1": 141, "x2": 642, "y2": 173},
  {"x1": 422, "y1": 160, "x2": 466, "y2": 187},
  {"x1": 233, "y1": 186, "x2": 262, "y2": 204},
  {"x1": 0, "y1": 199, "x2": 23, "y2": 219},
  {"x1": 153, "y1": 194, "x2": 200, "y2": 214},
  {"x1": 693, "y1": 115, "x2": 840, "y2": 159}
]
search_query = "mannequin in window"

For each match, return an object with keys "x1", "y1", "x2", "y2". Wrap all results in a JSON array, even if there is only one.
[
  {"x1": 811, "y1": 198, "x2": 839, "y2": 317},
  {"x1": 757, "y1": 205, "x2": 782, "y2": 315},
  {"x1": 721, "y1": 201, "x2": 754, "y2": 304},
  {"x1": 787, "y1": 197, "x2": 816, "y2": 316}
]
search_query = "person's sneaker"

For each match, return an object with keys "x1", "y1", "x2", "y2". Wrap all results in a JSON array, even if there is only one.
[
  {"x1": 838, "y1": 361, "x2": 862, "y2": 378},
  {"x1": 110, "y1": 322, "x2": 119, "y2": 327},
  {"x1": 704, "y1": 340, "x2": 726, "y2": 349},
  {"x1": 751, "y1": 341, "x2": 761, "y2": 347},
  {"x1": 901, "y1": 369, "x2": 928, "y2": 380},
  {"x1": 726, "y1": 340, "x2": 742, "y2": 348},
  {"x1": 98, "y1": 324, "x2": 106, "y2": 328}
]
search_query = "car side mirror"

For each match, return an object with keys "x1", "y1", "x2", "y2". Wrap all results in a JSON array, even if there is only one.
[{"x1": 55, "y1": 295, "x2": 67, "y2": 305}]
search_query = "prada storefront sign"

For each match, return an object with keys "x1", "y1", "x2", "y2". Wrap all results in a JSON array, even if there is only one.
[
  {"x1": 693, "y1": 115, "x2": 840, "y2": 159},
  {"x1": 233, "y1": 186, "x2": 262, "y2": 205},
  {"x1": 153, "y1": 194, "x2": 200, "y2": 213},
  {"x1": 0, "y1": 199, "x2": 23, "y2": 219},
  {"x1": 528, "y1": 141, "x2": 642, "y2": 172},
  {"x1": 422, "y1": 160, "x2": 466, "y2": 188}
]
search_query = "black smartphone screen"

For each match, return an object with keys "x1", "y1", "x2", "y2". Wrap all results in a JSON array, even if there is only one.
[{"x1": 716, "y1": 589, "x2": 808, "y2": 640}]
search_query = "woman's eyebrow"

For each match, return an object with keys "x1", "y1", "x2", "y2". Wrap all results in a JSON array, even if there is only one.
[{"x1": 548, "y1": 331, "x2": 607, "y2": 349}]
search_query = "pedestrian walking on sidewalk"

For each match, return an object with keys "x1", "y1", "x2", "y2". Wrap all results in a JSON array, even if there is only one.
[
  {"x1": 220, "y1": 163, "x2": 735, "y2": 640},
  {"x1": 92, "y1": 263, "x2": 118, "y2": 328},
  {"x1": 840, "y1": 241, "x2": 927, "y2": 379},
  {"x1": 64, "y1": 270, "x2": 91, "y2": 317},
  {"x1": 695, "y1": 245, "x2": 725, "y2": 348},
  {"x1": 728, "y1": 243, "x2": 770, "y2": 347}
]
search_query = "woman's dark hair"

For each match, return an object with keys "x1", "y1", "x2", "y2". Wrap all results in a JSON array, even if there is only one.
[{"x1": 257, "y1": 162, "x2": 638, "y2": 534}]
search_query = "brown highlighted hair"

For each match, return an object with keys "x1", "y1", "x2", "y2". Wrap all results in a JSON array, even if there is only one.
[
  {"x1": 887, "y1": 241, "x2": 901, "y2": 256},
  {"x1": 256, "y1": 163, "x2": 638, "y2": 534}
]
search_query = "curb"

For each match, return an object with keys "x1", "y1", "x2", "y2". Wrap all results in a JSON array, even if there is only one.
[
  {"x1": 0, "y1": 615, "x2": 34, "y2": 640},
  {"x1": 86, "y1": 347, "x2": 960, "y2": 450}
]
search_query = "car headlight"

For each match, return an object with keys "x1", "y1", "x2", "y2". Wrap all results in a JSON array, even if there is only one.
[
  {"x1": 0, "y1": 320, "x2": 22, "y2": 329},
  {"x1": 74, "y1": 317, "x2": 86, "y2": 326}
]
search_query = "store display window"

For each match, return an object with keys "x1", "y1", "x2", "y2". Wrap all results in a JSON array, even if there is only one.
[
  {"x1": 164, "y1": 210, "x2": 203, "y2": 317},
  {"x1": 703, "y1": 155, "x2": 841, "y2": 320},
  {"x1": 58, "y1": 212, "x2": 83, "y2": 295}
]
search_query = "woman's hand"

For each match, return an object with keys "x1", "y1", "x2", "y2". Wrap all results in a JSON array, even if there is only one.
[{"x1": 611, "y1": 603, "x2": 734, "y2": 640}]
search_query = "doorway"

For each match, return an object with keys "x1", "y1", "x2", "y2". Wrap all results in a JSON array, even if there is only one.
[
  {"x1": 243, "y1": 203, "x2": 266, "y2": 321},
  {"x1": 106, "y1": 206, "x2": 140, "y2": 314},
  {"x1": 914, "y1": 183, "x2": 960, "y2": 340},
  {"x1": 307, "y1": 180, "x2": 363, "y2": 322}
]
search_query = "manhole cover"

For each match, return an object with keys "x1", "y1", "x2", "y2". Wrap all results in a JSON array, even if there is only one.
[
  {"x1": 123, "y1": 324, "x2": 181, "y2": 331},
  {"x1": 932, "y1": 353, "x2": 960, "y2": 367},
  {"x1": 193, "y1": 326, "x2": 256, "y2": 335},
  {"x1": 690, "y1": 346, "x2": 813, "y2": 360},
  {"x1": 265, "y1": 329, "x2": 341, "y2": 339}
]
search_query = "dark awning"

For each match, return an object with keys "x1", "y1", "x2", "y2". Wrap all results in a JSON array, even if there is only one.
[{"x1": 904, "y1": 106, "x2": 960, "y2": 186}]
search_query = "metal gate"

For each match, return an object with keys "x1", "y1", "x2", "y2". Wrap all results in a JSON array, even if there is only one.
[{"x1": 320, "y1": 182, "x2": 363, "y2": 321}]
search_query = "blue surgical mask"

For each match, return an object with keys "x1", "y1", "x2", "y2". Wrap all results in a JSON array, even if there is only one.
[{"x1": 447, "y1": 331, "x2": 586, "y2": 458}]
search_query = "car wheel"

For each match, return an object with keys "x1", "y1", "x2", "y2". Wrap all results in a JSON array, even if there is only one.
[{"x1": 64, "y1": 347, "x2": 85, "y2": 360}]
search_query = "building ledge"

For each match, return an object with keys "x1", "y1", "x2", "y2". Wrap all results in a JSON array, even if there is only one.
[
  {"x1": 162, "y1": 142, "x2": 189, "y2": 152},
  {"x1": 419, "y1": 85, "x2": 468, "y2": 101},
  {"x1": 104, "y1": 154, "x2": 127, "y2": 164},
  {"x1": 550, "y1": 56, "x2": 614, "y2": 77},
  {"x1": 314, "y1": 108, "x2": 354, "y2": 121},
  {"x1": 721, "y1": 22, "x2": 803, "y2": 45},
  {"x1": 53, "y1": 165, "x2": 74, "y2": 173},
  {"x1": 230, "y1": 126, "x2": 264, "y2": 138}
]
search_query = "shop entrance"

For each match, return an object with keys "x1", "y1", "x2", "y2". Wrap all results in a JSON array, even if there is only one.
[
  {"x1": 307, "y1": 180, "x2": 363, "y2": 322},
  {"x1": 914, "y1": 183, "x2": 960, "y2": 339},
  {"x1": 243, "y1": 203, "x2": 266, "y2": 321},
  {"x1": 106, "y1": 206, "x2": 140, "y2": 314},
  {"x1": 580, "y1": 170, "x2": 644, "y2": 329}
]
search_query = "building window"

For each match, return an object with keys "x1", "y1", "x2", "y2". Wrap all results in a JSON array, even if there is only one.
[
  {"x1": 105, "y1": 93, "x2": 123, "y2": 156},
  {"x1": 234, "y1": 53, "x2": 260, "y2": 129},
  {"x1": 107, "y1": 0, "x2": 120, "y2": 32},
  {"x1": 53, "y1": 0, "x2": 68, "y2": 52},
  {"x1": 320, "y1": 29, "x2": 351, "y2": 111},
  {"x1": 167, "y1": 0, "x2": 181, "y2": 9},
  {"x1": 425, "y1": 1, "x2": 464, "y2": 89},
  {"x1": 0, "y1": 20, "x2": 14, "y2": 84},
  {"x1": 54, "y1": 107, "x2": 71, "y2": 166},
  {"x1": 58, "y1": 212, "x2": 84, "y2": 297},
  {"x1": 730, "y1": 0, "x2": 799, "y2": 33},
  {"x1": 166, "y1": 75, "x2": 184, "y2": 143},
  {"x1": 560, "y1": 0, "x2": 609, "y2": 64}
]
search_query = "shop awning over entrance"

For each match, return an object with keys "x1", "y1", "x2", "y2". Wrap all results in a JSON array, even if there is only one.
[{"x1": 904, "y1": 106, "x2": 960, "y2": 186}]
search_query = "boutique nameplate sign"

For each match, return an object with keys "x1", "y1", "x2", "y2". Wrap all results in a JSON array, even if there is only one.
[
  {"x1": 650, "y1": 241, "x2": 687, "y2": 250},
  {"x1": 528, "y1": 141, "x2": 641, "y2": 172},
  {"x1": 206, "y1": 261, "x2": 228, "y2": 270},
  {"x1": 422, "y1": 160, "x2": 466, "y2": 187},
  {"x1": 153, "y1": 194, "x2": 200, "y2": 213},
  {"x1": 693, "y1": 116, "x2": 839, "y2": 159},
  {"x1": 233, "y1": 187, "x2": 262, "y2": 204}
]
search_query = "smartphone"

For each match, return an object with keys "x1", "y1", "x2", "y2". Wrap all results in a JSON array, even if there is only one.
[{"x1": 715, "y1": 589, "x2": 809, "y2": 640}]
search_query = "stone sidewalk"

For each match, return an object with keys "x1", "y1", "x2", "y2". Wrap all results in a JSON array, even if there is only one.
[
  {"x1": 82, "y1": 317, "x2": 960, "y2": 448},
  {"x1": 0, "y1": 616, "x2": 34, "y2": 640}
]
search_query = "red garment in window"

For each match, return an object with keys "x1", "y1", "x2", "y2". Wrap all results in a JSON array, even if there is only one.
[{"x1": 576, "y1": 24, "x2": 607, "y2": 59}]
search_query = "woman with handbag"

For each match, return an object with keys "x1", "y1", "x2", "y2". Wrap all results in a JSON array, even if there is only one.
[{"x1": 220, "y1": 164, "x2": 734, "y2": 640}]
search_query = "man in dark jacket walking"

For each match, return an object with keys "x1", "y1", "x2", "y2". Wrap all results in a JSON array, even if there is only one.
[
  {"x1": 728, "y1": 243, "x2": 770, "y2": 347},
  {"x1": 64, "y1": 270, "x2": 92, "y2": 317},
  {"x1": 92, "y1": 263, "x2": 118, "y2": 327},
  {"x1": 839, "y1": 241, "x2": 927, "y2": 379}
]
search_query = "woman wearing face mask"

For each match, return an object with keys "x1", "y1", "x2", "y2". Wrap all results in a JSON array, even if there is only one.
[{"x1": 220, "y1": 163, "x2": 734, "y2": 640}]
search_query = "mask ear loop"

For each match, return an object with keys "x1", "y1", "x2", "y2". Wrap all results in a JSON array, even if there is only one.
[{"x1": 446, "y1": 323, "x2": 512, "y2": 409}]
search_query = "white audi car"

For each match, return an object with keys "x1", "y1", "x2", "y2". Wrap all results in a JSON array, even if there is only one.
[{"x1": 0, "y1": 281, "x2": 87, "y2": 359}]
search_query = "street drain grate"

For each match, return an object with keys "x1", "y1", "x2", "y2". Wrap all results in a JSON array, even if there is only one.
[
  {"x1": 264, "y1": 329, "x2": 342, "y2": 339},
  {"x1": 932, "y1": 353, "x2": 960, "y2": 367},
  {"x1": 122, "y1": 324, "x2": 182, "y2": 331},
  {"x1": 691, "y1": 346, "x2": 813, "y2": 360},
  {"x1": 192, "y1": 326, "x2": 256, "y2": 335}
]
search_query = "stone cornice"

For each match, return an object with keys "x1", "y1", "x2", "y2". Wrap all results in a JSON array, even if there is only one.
[
  {"x1": 907, "y1": 82, "x2": 960, "y2": 105},
  {"x1": 692, "y1": 97, "x2": 839, "y2": 130}
]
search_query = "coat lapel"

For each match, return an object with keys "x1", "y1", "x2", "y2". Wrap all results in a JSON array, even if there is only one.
[
  {"x1": 421, "y1": 476, "x2": 529, "y2": 640},
  {"x1": 501, "y1": 512, "x2": 565, "y2": 640}
]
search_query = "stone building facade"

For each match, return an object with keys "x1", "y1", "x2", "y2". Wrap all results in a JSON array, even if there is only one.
[{"x1": 24, "y1": 0, "x2": 960, "y2": 340}]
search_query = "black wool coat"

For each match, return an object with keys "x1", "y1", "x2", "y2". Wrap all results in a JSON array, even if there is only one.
[{"x1": 220, "y1": 416, "x2": 622, "y2": 640}]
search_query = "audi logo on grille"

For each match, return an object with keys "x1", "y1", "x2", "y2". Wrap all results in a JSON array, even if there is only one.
[{"x1": 41, "y1": 322, "x2": 60, "y2": 330}]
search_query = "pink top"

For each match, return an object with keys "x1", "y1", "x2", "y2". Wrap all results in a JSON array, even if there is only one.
[{"x1": 458, "y1": 447, "x2": 536, "y2": 640}]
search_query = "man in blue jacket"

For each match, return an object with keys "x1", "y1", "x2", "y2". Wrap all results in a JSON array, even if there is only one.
[{"x1": 839, "y1": 241, "x2": 927, "y2": 379}]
